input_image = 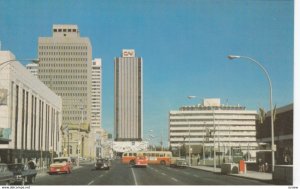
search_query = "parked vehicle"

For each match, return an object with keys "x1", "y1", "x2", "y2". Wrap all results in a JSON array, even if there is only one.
[
  {"x1": 134, "y1": 156, "x2": 148, "y2": 168},
  {"x1": 0, "y1": 163, "x2": 14, "y2": 185},
  {"x1": 95, "y1": 158, "x2": 111, "y2": 170},
  {"x1": 170, "y1": 158, "x2": 188, "y2": 168},
  {"x1": 7, "y1": 162, "x2": 37, "y2": 185},
  {"x1": 48, "y1": 157, "x2": 72, "y2": 174}
]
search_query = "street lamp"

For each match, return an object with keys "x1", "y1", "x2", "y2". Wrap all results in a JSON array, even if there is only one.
[
  {"x1": 77, "y1": 100, "x2": 84, "y2": 167},
  {"x1": 186, "y1": 95, "x2": 196, "y2": 166},
  {"x1": 228, "y1": 55, "x2": 275, "y2": 172}
]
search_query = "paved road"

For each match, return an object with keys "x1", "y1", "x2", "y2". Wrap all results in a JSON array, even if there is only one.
[{"x1": 33, "y1": 160, "x2": 270, "y2": 185}]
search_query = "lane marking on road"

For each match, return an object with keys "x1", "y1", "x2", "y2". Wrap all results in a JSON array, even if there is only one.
[
  {"x1": 88, "y1": 180, "x2": 94, "y2": 185},
  {"x1": 171, "y1": 177, "x2": 178, "y2": 182},
  {"x1": 183, "y1": 172, "x2": 190, "y2": 175},
  {"x1": 161, "y1": 172, "x2": 167, "y2": 176},
  {"x1": 131, "y1": 168, "x2": 138, "y2": 185},
  {"x1": 98, "y1": 174, "x2": 104, "y2": 178},
  {"x1": 193, "y1": 174, "x2": 199, "y2": 178}
]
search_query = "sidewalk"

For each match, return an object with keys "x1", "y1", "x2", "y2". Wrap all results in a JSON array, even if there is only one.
[{"x1": 190, "y1": 165, "x2": 272, "y2": 182}]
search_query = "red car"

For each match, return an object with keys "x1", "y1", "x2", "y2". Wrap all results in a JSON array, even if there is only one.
[
  {"x1": 134, "y1": 156, "x2": 148, "y2": 167},
  {"x1": 48, "y1": 157, "x2": 72, "y2": 174}
]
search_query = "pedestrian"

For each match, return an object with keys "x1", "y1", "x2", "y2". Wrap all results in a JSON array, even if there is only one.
[{"x1": 264, "y1": 162, "x2": 269, "y2": 172}]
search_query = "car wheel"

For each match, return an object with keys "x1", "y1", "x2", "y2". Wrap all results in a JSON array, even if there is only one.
[
  {"x1": 5, "y1": 180, "x2": 10, "y2": 185},
  {"x1": 160, "y1": 160, "x2": 166, "y2": 165}
]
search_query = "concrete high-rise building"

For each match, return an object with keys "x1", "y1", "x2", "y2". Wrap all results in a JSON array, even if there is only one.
[
  {"x1": 38, "y1": 24, "x2": 92, "y2": 158},
  {"x1": 169, "y1": 98, "x2": 258, "y2": 162},
  {"x1": 91, "y1": 58, "x2": 102, "y2": 130},
  {"x1": 114, "y1": 49, "x2": 143, "y2": 141}
]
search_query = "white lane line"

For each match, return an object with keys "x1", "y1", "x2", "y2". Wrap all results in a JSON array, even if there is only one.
[
  {"x1": 193, "y1": 174, "x2": 199, "y2": 178},
  {"x1": 88, "y1": 180, "x2": 94, "y2": 185},
  {"x1": 131, "y1": 167, "x2": 138, "y2": 185},
  {"x1": 161, "y1": 172, "x2": 167, "y2": 176},
  {"x1": 98, "y1": 174, "x2": 104, "y2": 178},
  {"x1": 171, "y1": 177, "x2": 178, "y2": 182}
]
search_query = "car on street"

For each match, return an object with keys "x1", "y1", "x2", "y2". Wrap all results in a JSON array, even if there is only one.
[
  {"x1": 0, "y1": 163, "x2": 14, "y2": 185},
  {"x1": 7, "y1": 162, "x2": 37, "y2": 185},
  {"x1": 134, "y1": 156, "x2": 148, "y2": 168},
  {"x1": 95, "y1": 158, "x2": 111, "y2": 170},
  {"x1": 170, "y1": 158, "x2": 188, "y2": 168},
  {"x1": 48, "y1": 157, "x2": 72, "y2": 175}
]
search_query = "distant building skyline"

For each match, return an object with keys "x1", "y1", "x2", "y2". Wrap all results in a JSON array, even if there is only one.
[{"x1": 114, "y1": 49, "x2": 143, "y2": 141}]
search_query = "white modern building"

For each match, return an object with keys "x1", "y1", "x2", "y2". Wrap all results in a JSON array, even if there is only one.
[
  {"x1": 114, "y1": 49, "x2": 143, "y2": 142},
  {"x1": 38, "y1": 24, "x2": 92, "y2": 158},
  {"x1": 0, "y1": 51, "x2": 62, "y2": 165},
  {"x1": 91, "y1": 58, "x2": 102, "y2": 130},
  {"x1": 26, "y1": 62, "x2": 38, "y2": 77},
  {"x1": 169, "y1": 98, "x2": 258, "y2": 161}
]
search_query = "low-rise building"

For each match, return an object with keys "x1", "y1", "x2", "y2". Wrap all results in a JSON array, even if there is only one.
[
  {"x1": 0, "y1": 51, "x2": 62, "y2": 166},
  {"x1": 169, "y1": 98, "x2": 258, "y2": 162}
]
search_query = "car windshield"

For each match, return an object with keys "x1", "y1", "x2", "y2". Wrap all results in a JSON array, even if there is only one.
[{"x1": 53, "y1": 159, "x2": 68, "y2": 163}]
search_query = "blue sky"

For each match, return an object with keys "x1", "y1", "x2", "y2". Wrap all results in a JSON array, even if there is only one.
[{"x1": 0, "y1": 0, "x2": 295, "y2": 146}]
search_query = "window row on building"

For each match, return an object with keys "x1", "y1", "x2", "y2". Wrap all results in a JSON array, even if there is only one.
[
  {"x1": 39, "y1": 45, "x2": 87, "y2": 50},
  {"x1": 39, "y1": 51, "x2": 87, "y2": 56},
  {"x1": 39, "y1": 57, "x2": 88, "y2": 62}
]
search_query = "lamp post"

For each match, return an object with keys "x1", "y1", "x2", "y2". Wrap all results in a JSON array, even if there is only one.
[
  {"x1": 0, "y1": 58, "x2": 40, "y2": 71},
  {"x1": 228, "y1": 55, "x2": 275, "y2": 172},
  {"x1": 77, "y1": 100, "x2": 84, "y2": 167},
  {"x1": 187, "y1": 96, "x2": 196, "y2": 166}
]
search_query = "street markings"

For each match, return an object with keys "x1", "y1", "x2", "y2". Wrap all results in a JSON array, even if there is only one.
[
  {"x1": 161, "y1": 172, "x2": 167, "y2": 176},
  {"x1": 193, "y1": 175, "x2": 199, "y2": 178},
  {"x1": 98, "y1": 174, "x2": 104, "y2": 178},
  {"x1": 171, "y1": 177, "x2": 178, "y2": 182},
  {"x1": 88, "y1": 180, "x2": 94, "y2": 185},
  {"x1": 131, "y1": 168, "x2": 138, "y2": 185}
]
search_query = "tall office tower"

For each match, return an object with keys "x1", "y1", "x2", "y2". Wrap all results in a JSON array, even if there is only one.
[
  {"x1": 91, "y1": 59, "x2": 102, "y2": 130},
  {"x1": 38, "y1": 25, "x2": 92, "y2": 157},
  {"x1": 114, "y1": 49, "x2": 143, "y2": 141}
]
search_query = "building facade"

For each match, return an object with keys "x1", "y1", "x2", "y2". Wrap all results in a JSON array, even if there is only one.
[
  {"x1": 26, "y1": 62, "x2": 38, "y2": 77},
  {"x1": 38, "y1": 24, "x2": 92, "y2": 158},
  {"x1": 169, "y1": 98, "x2": 258, "y2": 161},
  {"x1": 256, "y1": 103, "x2": 293, "y2": 165},
  {"x1": 91, "y1": 59, "x2": 102, "y2": 130},
  {"x1": 114, "y1": 49, "x2": 143, "y2": 141},
  {"x1": 0, "y1": 51, "x2": 62, "y2": 165}
]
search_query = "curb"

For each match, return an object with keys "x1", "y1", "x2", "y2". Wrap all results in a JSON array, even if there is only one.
[{"x1": 190, "y1": 166, "x2": 273, "y2": 183}]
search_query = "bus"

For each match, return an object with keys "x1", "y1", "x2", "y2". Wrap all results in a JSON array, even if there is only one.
[{"x1": 122, "y1": 151, "x2": 172, "y2": 165}]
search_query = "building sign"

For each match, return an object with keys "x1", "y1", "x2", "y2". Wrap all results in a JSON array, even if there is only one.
[
  {"x1": 0, "y1": 89, "x2": 8, "y2": 105},
  {"x1": 0, "y1": 128, "x2": 11, "y2": 140},
  {"x1": 122, "y1": 49, "x2": 135, "y2": 57}
]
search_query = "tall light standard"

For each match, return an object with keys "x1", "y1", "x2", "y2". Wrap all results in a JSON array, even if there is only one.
[
  {"x1": 0, "y1": 58, "x2": 40, "y2": 71},
  {"x1": 228, "y1": 55, "x2": 275, "y2": 172},
  {"x1": 77, "y1": 100, "x2": 84, "y2": 167},
  {"x1": 187, "y1": 96, "x2": 196, "y2": 166}
]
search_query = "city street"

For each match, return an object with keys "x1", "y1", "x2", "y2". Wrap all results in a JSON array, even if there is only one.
[{"x1": 33, "y1": 160, "x2": 270, "y2": 185}]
